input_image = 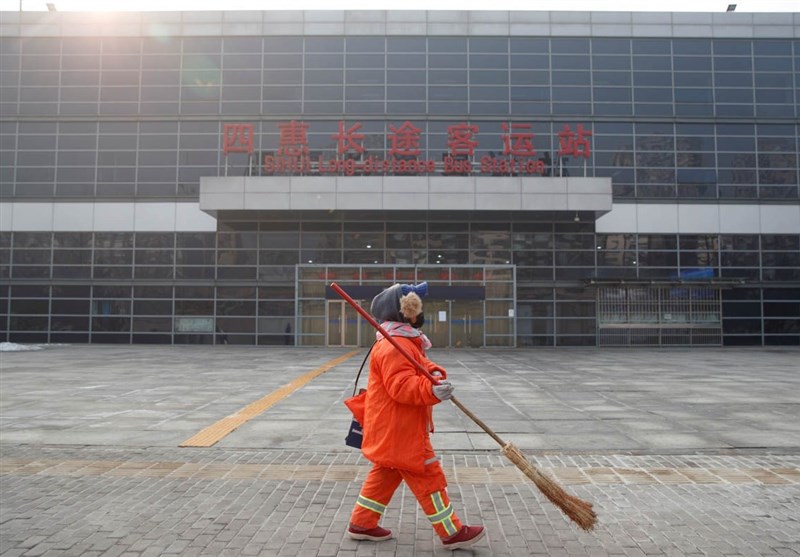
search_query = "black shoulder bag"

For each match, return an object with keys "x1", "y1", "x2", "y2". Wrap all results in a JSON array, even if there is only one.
[{"x1": 344, "y1": 343, "x2": 375, "y2": 449}]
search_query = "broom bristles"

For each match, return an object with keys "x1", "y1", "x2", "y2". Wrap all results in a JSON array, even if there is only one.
[{"x1": 502, "y1": 442, "x2": 597, "y2": 531}]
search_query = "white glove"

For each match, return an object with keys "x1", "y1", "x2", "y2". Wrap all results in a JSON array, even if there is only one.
[{"x1": 432, "y1": 380, "x2": 454, "y2": 401}]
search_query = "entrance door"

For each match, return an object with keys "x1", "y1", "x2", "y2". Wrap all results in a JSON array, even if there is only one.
[
  {"x1": 424, "y1": 300, "x2": 449, "y2": 348},
  {"x1": 421, "y1": 299, "x2": 485, "y2": 348},
  {"x1": 451, "y1": 299, "x2": 483, "y2": 348},
  {"x1": 327, "y1": 300, "x2": 360, "y2": 346}
]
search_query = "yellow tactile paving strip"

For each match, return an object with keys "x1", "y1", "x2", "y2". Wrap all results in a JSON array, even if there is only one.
[
  {"x1": 179, "y1": 349, "x2": 362, "y2": 448},
  {"x1": 1, "y1": 458, "x2": 797, "y2": 486}
]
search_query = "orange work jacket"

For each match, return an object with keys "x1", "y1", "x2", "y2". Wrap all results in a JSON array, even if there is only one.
[{"x1": 360, "y1": 333, "x2": 447, "y2": 474}]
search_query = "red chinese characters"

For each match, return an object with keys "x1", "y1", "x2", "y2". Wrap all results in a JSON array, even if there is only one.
[
  {"x1": 222, "y1": 123, "x2": 254, "y2": 155},
  {"x1": 558, "y1": 124, "x2": 592, "y2": 158},
  {"x1": 501, "y1": 122, "x2": 536, "y2": 157},
  {"x1": 388, "y1": 121, "x2": 422, "y2": 157},
  {"x1": 333, "y1": 122, "x2": 365, "y2": 155},
  {"x1": 278, "y1": 121, "x2": 310, "y2": 157},
  {"x1": 222, "y1": 119, "x2": 592, "y2": 177},
  {"x1": 447, "y1": 123, "x2": 479, "y2": 157}
]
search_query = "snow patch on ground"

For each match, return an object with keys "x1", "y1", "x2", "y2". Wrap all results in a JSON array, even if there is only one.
[{"x1": 0, "y1": 342, "x2": 69, "y2": 352}]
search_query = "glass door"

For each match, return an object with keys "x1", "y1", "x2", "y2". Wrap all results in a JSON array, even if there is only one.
[
  {"x1": 421, "y1": 300, "x2": 484, "y2": 348},
  {"x1": 424, "y1": 299, "x2": 449, "y2": 348},
  {"x1": 327, "y1": 300, "x2": 360, "y2": 346},
  {"x1": 452, "y1": 299, "x2": 484, "y2": 348}
]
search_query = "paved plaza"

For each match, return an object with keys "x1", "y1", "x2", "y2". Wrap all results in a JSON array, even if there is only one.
[{"x1": 1, "y1": 345, "x2": 799, "y2": 556}]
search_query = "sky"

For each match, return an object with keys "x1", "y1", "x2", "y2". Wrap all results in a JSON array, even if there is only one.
[{"x1": 2, "y1": 0, "x2": 799, "y2": 12}]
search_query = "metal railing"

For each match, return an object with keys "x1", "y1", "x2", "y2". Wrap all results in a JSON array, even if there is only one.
[{"x1": 597, "y1": 285, "x2": 722, "y2": 346}]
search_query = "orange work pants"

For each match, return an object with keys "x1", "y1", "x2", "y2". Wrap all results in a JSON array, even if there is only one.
[{"x1": 350, "y1": 455, "x2": 463, "y2": 540}]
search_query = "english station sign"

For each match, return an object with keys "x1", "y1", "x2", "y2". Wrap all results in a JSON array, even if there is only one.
[{"x1": 222, "y1": 121, "x2": 592, "y2": 177}]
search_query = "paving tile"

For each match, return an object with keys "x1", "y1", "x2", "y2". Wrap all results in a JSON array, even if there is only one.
[{"x1": 2, "y1": 346, "x2": 800, "y2": 555}]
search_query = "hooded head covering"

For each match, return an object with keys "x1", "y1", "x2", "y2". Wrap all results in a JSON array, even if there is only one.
[{"x1": 370, "y1": 282, "x2": 428, "y2": 323}]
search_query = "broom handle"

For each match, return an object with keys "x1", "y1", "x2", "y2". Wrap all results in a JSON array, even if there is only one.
[
  {"x1": 448, "y1": 396, "x2": 507, "y2": 446},
  {"x1": 330, "y1": 282, "x2": 508, "y2": 449}
]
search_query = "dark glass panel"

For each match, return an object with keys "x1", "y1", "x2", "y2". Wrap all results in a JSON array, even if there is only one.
[
  {"x1": 715, "y1": 89, "x2": 754, "y2": 103},
  {"x1": 53, "y1": 266, "x2": 91, "y2": 279},
  {"x1": 94, "y1": 232, "x2": 133, "y2": 248},
  {"x1": 428, "y1": 37, "x2": 467, "y2": 53},
  {"x1": 52, "y1": 285, "x2": 90, "y2": 297},
  {"x1": 753, "y1": 57, "x2": 792, "y2": 71},
  {"x1": 719, "y1": 235, "x2": 758, "y2": 251},
  {"x1": 50, "y1": 315, "x2": 89, "y2": 332},
  {"x1": 675, "y1": 89, "x2": 712, "y2": 103},
  {"x1": 224, "y1": 37, "x2": 263, "y2": 53},
  {"x1": 631, "y1": 39, "x2": 672, "y2": 55},
  {"x1": 591, "y1": 56, "x2": 631, "y2": 70},
  {"x1": 93, "y1": 266, "x2": 132, "y2": 279},
  {"x1": 183, "y1": 37, "x2": 222, "y2": 53},
  {"x1": 94, "y1": 250, "x2": 132, "y2": 265},
  {"x1": 715, "y1": 72, "x2": 753, "y2": 87},
  {"x1": 713, "y1": 40, "x2": 751, "y2": 55},
  {"x1": 262, "y1": 54, "x2": 303, "y2": 69},
  {"x1": 673, "y1": 56, "x2": 712, "y2": 71},
  {"x1": 637, "y1": 184, "x2": 676, "y2": 196},
  {"x1": 637, "y1": 251, "x2": 678, "y2": 266},
  {"x1": 721, "y1": 252, "x2": 759, "y2": 267},
  {"x1": 429, "y1": 54, "x2": 467, "y2": 69},
  {"x1": 92, "y1": 317, "x2": 131, "y2": 330},
  {"x1": 552, "y1": 72, "x2": 590, "y2": 86},
  {"x1": 673, "y1": 39, "x2": 711, "y2": 55},
  {"x1": 9, "y1": 317, "x2": 49, "y2": 331},
  {"x1": 175, "y1": 300, "x2": 214, "y2": 315},
  {"x1": 761, "y1": 235, "x2": 800, "y2": 250},
  {"x1": 217, "y1": 266, "x2": 258, "y2": 280},
  {"x1": 262, "y1": 69, "x2": 302, "y2": 84},
  {"x1": 133, "y1": 300, "x2": 173, "y2": 315},
  {"x1": 755, "y1": 73, "x2": 794, "y2": 87},
  {"x1": 263, "y1": 37, "x2": 303, "y2": 53},
  {"x1": 53, "y1": 250, "x2": 91, "y2": 265},
  {"x1": 636, "y1": 152, "x2": 673, "y2": 166},
  {"x1": 469, "y1": 70, "x2": 507, "y2": 85},
  {"x1": 302, "y1": 53, "x2": 347, "y2": 73},
  {"x1": 387, "y1": 37, "x2": 426, "y2": 52},
  {"x1": 632, "y1": 56, "x2": 671, "y2": 71},
  {"x1": 306, "y1": 37, "x2": 344, "y2": 52},
  {"x1": 10, "y1": 299, "x2": 49, "y2": 314},
  {"x1": 468, "y1": 37, "x2": 508, "y2": 53},
  {"x1": 555, "y1": 251, "x2": 595, "y2": 266}
]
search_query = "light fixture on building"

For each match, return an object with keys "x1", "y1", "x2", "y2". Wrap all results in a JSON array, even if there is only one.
[
  {"x1": 46, "y1": 2, "x2": 57, "y2": 10},
  {"x1": 573, "y1": 212, "x2": 580, "y2": 222},
  {"x1": 726, "y1": 4, "x2": 736, "y2": 11}
]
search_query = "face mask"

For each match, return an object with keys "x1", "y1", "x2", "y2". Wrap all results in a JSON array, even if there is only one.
[{"x1": 411, "y1": 313, "x2": 425, "y2": 329}]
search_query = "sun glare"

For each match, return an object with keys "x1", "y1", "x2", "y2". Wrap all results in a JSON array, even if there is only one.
[{"x1": 4, "y1": 0, "x2": 799, "y2": 12}]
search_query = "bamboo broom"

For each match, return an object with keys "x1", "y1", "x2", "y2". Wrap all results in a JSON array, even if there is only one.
[{"x1": 330, "y1": 282, "x2": 597, "y2": 531}]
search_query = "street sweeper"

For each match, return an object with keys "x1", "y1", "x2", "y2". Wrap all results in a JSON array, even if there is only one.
[{"x1": 346, "y1": 282, "x2": 486, "y2": 551}]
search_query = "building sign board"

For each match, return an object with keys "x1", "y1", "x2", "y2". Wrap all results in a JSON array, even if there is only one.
[{"x1": 222, "y1": 121, "x2": 592, "y2": 177}]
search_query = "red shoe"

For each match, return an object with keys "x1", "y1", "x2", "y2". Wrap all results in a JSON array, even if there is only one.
[
  {"x1": 442, "y1": 525, "x2": 486, "y2": 550},
  {"x1": 347, "y1": 524, "x2": 393, "y2": 541}
]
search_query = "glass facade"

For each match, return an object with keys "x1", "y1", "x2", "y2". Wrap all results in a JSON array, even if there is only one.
[
  {"x1": 0, "y1": 12, "x2": 798, "y2": 347},
  {"x1": 2, "y1": 220, "x2": 798, "y2": 346},
  {"x1": 2, "y1": 36, "x2": 798, "y2": 199}
]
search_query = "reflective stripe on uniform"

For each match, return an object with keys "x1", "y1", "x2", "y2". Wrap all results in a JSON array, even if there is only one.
[
  {"x1": 427, "y1": 491, "x2": 458, "y2": 536},
  {"x1": 356, "y1": 495, "x2": 387, "y2": 515},
  {"x1": 424, "y1": 455, "x2": 440, "y2": 466}
]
